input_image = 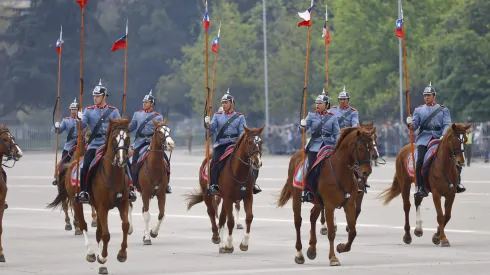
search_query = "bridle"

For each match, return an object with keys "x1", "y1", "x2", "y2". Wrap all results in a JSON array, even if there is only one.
[
  {"x1": 229, "y1": 132, "x2": 263, "y2": 185},
  {"x1": 432, "y1": 130, "x2": 467, "y2": 190},
  {"x1": 99, "y1": 126, "x2": 131, "y2": 195},
  {"x1": 143, "y1": 124, "x2": 172, "y2": 196},
  {"x1": 108, "y1": 126, "x2": 130, "y2": 166},
  {"x1": 348, "y1": 135, "x2": 373, "y2": 173},
  {"x1": 1, "y1": 130, "x2": 20, "y2": 168}
]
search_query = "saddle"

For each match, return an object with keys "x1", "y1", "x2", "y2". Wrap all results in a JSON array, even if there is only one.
[
  {"x1": 406, "y1": 139, "x2": 440, "y2": 192},
  {"x1": 293, "y1": 145, "x2": 334, "y2": 190},
  {"x1": 129, "y1": 144, "x2": 170, "y2": 191},
  {"x1": 201, "y1": 144, "x2": 235, "y2": 181},
  {"x1": 70, "y1": 145, "x2": 106, "y2": 187}
]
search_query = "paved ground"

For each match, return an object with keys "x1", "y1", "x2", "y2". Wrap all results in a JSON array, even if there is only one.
[{"x1": 1, "y1": 149, "x2": 490, "y2": 275}]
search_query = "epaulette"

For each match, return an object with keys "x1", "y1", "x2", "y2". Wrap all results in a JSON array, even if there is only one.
[
  {"x1": 236, "y1": 112, "x2": 243, "y2": 115},
  {"x1": 331, "y1": 106, "x2": 338, "y2": 108},
  {"x1": 216, "y1": 111, "x2": 223, "y2": 114},
  {"x1": 350, "y1": 107, "x2": 357, "y2": 111},
  {"x1": 108, "y1": 105, "x2": 117, "y2": 109},
  {"x1": 136, "y1": 110, "x2": 143, "y2": 112},
  {"x1": 64, "y1": 116, "x2": 70, "y2": 119},
  {"x1": 440, "y1": 104, "x2": 446, "y2": 108},
  {"x1": 87, "y1": 105, "x2": 95, "y2": 109}
]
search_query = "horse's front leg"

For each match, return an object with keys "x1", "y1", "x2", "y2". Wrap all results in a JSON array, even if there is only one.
[
  {"x1": 141, "y1": 192, "x2": 152, "y2": 245},
  {"x1": 117, "y1": 199, "x2": 130, "y2": 262},
  {"x1": 74, "y1": 201, "x2": 95, "y2": 263},
  {"x1": 307, "y1": 204, "x2": 321, "y2": 260},
  {"x1": 91, "y1": 205, "x2": 97, "y2": 228},
  {"x1": 204, "y1": 193, "x2": 220, "y2": 244},
  {"x1": 320, "y1": 208, "x2": 327, "y2": 235},
  {"x1": 96, "y1": 208, "x2": 110, "y2": 275},
  {"x1": 325, "y1": 206, "x2": 340, "y2": 266},
  {"x1": 150, "y1": 187, "x2": 167, "y2": 238},
  {"x1": 219, "y1": 198, "x2": 235, "y2": 254},
  {"x1": 414, "y1": 195, "x2": 424, "y2": 238},
  {"x1": 239, "y1": 196, "x2": 253, "y2": 251},
  {"x1": 235, "y1": 201, "x2": 243, "y2": 229},
  {"x1": 128, "y1": 202, "x2": 133, "y2": 235},
  {"x1": 0, "y1": 185, "x2": 6, "y2": 262},
  {"x1": 62, "y1": 199, "x2": 72, "y2": 231},
  {"x1": 431, "y1": 192, "x2": 451, "y2": 247},
  {"x1": 293, "y1": 192, "x2": 305, "y2": 264},
  {"x1": 336, "y1": 199, "x2": 357, "y2": 254}
]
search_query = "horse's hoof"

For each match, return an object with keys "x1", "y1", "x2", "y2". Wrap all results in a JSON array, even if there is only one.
[
  {"x1": 219, "y1": 246, "x2": 234, "y2": 254},
  {"x1": 320, "y1": 227, "x2": 328, "y2": 235},
  {"x1": 97, "y1": 255, "x2": 107, "y2": 264},
  {"x1": 239, "y1": 243, "x2": 248, "y2": 251},
  {"x1": 414, "y1": 228, "x2": 423, "y2": 237},
  {"x1": 91, "y1": 220, "x2": 97, "y2": 228},
  {"x1": 306, "y1": 248, "x2": 316, "y2": 260},
  {"x1": 212, "y1": 236, "x2": 220, "y2": 244},
  {"x1": 99, "y1": 267, "x2": 108, "y2": 275},
  {"x1": 236, "y1": 224, "x2": 244, "y2": 230},
  {"x1": 330, "y1": 257, "x2": 341, "y2": 266},
  {"x1": 86, "y1": 253, "x2": 96, "y2": 263},
  {"x1": 65, "y1": 224, "x2": 73, "y2": 231},
  {"x1": 143, "y1": 237, "x2": 152, "y2": 245},
  {"x1": 294, "y1": 255, "x2": 305, "y2": 264},
  {"x1": 128, "y1": 226, "x2": 133, "y2": 235},
  {"x1": 432, "y1": 233, "x2": 441, "y2": 245},
  {"x1": 75, "y1": 229, "x2": 82, "y2": 236},
  {"x1": 336, "y1": 243, "x2": 347, "y2": 253},
  {"x1": 117, "y1": 252, "x2": 127, "y2": 262},
  {"x1": 150, "y1": 230, "x2": 158, "y2": 238},
  {"x1": 0, "y1": 254, "x2": 5, "y2": 262},
  {"x1": 441, "y1": 239, "x2": 451, "y2": 247},
  {"x1": 403, "y1": 234, "x2": 412, "y2": 244}
]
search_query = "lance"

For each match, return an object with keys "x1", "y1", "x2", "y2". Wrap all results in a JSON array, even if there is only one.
[
  {"x1": 203, "y1": 1, "x2": 212, "y2": 187},
  {"x1": 75, "y1": 0, "x2": 87, "y2": 196},
  {"x1": 323, "y1": 4, "x2": 330, "y2": 96},
  {"x1": 123, "y1": 19, "x2": 129, "y2": 117},
  {"x1": 298, "y1": 0, "x2": 314, "y2": 188},
  {"x1": 206, "y1": 21, "x2": 221, "y2": 189},
  {"x1": 399, "y1": 9, "x2": 417, "y2": 183},
  {"x1": 53, "y1": 25, "x2": 63, "y2": 183}
]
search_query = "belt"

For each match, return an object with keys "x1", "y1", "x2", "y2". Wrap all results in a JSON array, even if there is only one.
[
  {"x1": 311, "y1": 133, "x2": 330, "y2": 138},
  {"x1": 221, "y1": 134, "x2": 238, "y2": 139},
  {"x1": 420, "y1": 125, "x2": 441, "y2": 131},
  {"x1": 137, "y1": 134, "x2": 153, "y2": 138},
  {"x1": 94, "y1": 134, "x2": 105, "y2": 138}
]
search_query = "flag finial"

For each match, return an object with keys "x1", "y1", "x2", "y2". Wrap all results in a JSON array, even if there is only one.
[
  {"x1": 325, "y1": 4, "x2": 328, "y2": 22},
  {"x1": 218, "y1": 21, "x2": 221, "y2": 37},
  {"x1": 126, "y1": 18, "x2": 128, "y2": 35}
]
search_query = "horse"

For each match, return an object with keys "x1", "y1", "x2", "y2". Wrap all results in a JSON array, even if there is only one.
[
  {"x1": 378, "y1": 123, "x2": 471, "y2": 247},
  {"x1": 127, "y1": 118, "x2": 175, "y2": 245},
  {"x1": 54, "y1": 128, "x2": 98, "y2": 233},
  {"x1": 185, "y1": 126, "x2": 265, "y2": 253},
  {"x1": 277, "y1": 126, "x2": 376, "y2": 266},
  {"x1": 319, "y1": 121, "x2": 381, "y2": 235},
  {"x1": 0, "y1": 125, "x2": 24, "y2": 262}
]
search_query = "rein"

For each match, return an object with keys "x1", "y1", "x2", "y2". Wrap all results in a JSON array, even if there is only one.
[
  {"x1": 431, "y1": 130, "x2": 466, "y2": 191},
  {"x1": 142, "y1": 124, "x2": 172, "y2": 196},
  {"x1": 0, "y1": 130, "x2": 19, "y2": 168},
  {"x1": 228, "y1": 133, "x2": 263, "y2": 189}
]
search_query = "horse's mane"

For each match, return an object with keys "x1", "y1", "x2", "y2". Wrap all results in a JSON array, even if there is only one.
[
  {"x1": 334, "y1": 127, "x2": 358, "y2": 150},
  {"x1": 0, "y1": 125, "x2": 8, "y2": 131}
]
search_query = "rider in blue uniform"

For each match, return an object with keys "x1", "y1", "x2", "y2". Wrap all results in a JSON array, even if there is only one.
[
  {"x1": 406, "y1": 82, "x2": 466, "y2": 198},
  {"x1": 330, "y1": 86, "x2": 359, "y2": 129},
  {"x1": 77, "y1": 80, "x2": 136, "y2": 203},
  {"x1": 54, "y1": 98, "x2": 80, "y2": 163},
  {"x1": 204, "y1": 89, "x2": 262, "y2": 196},
  {"x1": 299, "y1": 89, "x2": 340, "y2": 203},
  {"x1": 129, "y1": 90, "x2": 172, "y2": 194}
]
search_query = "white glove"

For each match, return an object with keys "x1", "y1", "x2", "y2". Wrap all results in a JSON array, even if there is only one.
[
  {"x1": 204, "y1": 116, "x2": 210, "y2": 124},
  {"x1": 439, "y1": 135, "x2": 444, "y2": 140},
  {"x1": 406, "y1": 116, "x2": 413, "y2": 124},
  {"x1": 77, "y1": 111, "x2": 83, "y2": 120},
  {"x1": 54, "y1": 122, "x2": 60, "y2": 129},
  {"x1": 300, "y1": 119, "x2": 306, "y2": 127}
]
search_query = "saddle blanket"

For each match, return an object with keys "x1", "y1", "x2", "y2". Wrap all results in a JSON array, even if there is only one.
[
  {"x1": 293, "y1": 145, "x2": 334, "y2": 189},
  {"x1": 130, "y1": 144, "x2": 170, "y2": 174},
  {"x1": 201, "y1": 144, "x2": 235, "y2": 181},
  {"x1": 57, "y1": 145, "x2": 77, "y2": 175},
  {"x1": 70, "y1": 145, "x2": 105, "y2": 187},
  {"x1": 406, "y1": 139, "x2": 440, "y2": 179}
]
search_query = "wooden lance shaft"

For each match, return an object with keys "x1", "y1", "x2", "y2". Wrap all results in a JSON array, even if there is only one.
[
  {"x1": 301, "y1": 13, "x2": 313, "y2": 188},
  {"x1": 325, "y1": 22, "x2": 329, "y2": 95},
  {"x1": 75, "y1": 6, "x2": 85, "y2": 194},
  {"x1": 205, "y1": 28, "x2": 211, "y2": 187},
  {"x1": 207, "y1": 49, "x2": 219, "y2": 188},
  {"x1": 54, "y1": 50, "x2": 62, "y2": 179},
  {"x1": 122, "y1": 34, "x2": 128, "y2": 117}
]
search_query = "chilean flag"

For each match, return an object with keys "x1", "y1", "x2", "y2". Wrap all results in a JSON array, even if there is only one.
[
  {"x1": 211, "y1": 23, "x2": 221, "y2": 53},
  {"x1": 111, "y1": 20, "x2": 128, "y2": 52},
  {"x1": 75, "y1": 0, "x2": 87, "y2": 9},
  {"x1": 56, "y1": 26, "x2": 63, "y2": 54},
  {"x1": 203, "y1": 1, "x2": 210, "y2": 31},
  {"x1": 298, "y1": 2, "x2": 314, "y2": 27},
  {"x1": 396, "y1": 18, "x2": 404, "y2": 38},
  {"x1": 322, "y1": 22, "x2": 330, "y2": 45}
]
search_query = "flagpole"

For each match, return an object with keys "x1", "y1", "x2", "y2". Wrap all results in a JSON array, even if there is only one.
[
  {"x1": 301, "y1": 1, "x2": 313, "y2": 189},
  {"x1": 123, "y1": 18, "x2": 128, "y2": 118},
  {"x1": 400, "y1": 9, "x2": 417, "y2": 185},
  {"x1": 204, "y1": 1, "x2": 211, "y2": 188},
  {"x1": 207, "y1": 22, "x2": 220, "y2": 190},
  {"x1": 75, "y1": 2, "x2": 86, "y2": 196},
  {"x1": 324, "y1": 4, "x2": 329, "y2": 96},
  {"x1": 54, "y1": 26, "x2": 63, "y2": 181}
]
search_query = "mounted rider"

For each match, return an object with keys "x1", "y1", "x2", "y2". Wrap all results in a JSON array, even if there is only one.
[
  {"x1": 299, "y1": 89, "x2": 340, "y2": 203},
  {"x1": 54, "y1": 98, "x2": 80, "y2": 163},
  {"x1": 129, "y1": 90, "x2": 172, "y2": 194},
  {"x1": 204, "y1": 89, "x2": 262, "y2": 196},
  {"x1": 406, "y1": 82, "x2": 466, "y2": 198},
  {"x1": 330, "y1": 86, "x2": 359, "y2": 129},
  {"x1": 77, "y1": 80, "x2": 136, "y2": 203}
]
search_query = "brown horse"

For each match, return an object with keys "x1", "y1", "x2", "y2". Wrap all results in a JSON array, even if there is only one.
[
  {"x1": 127, "y1": 118, "x2": 175, "y2": 245},
  {"x1": 185, "y1": 126, "x2": 265, "y2": 253},
  {"x1": 319, "y1": 121, "x2": 381, "y2": 235},
  {"x1": 277, "y1": 126, "x2": 376, "y2": 266},
  {"x1": 0, "y1": 125, "x2": 24, "y2": 262},
  {"x1": 378, "y1": 123, "x2": 471, "y2": 247},
  {"x1": 54, "y1": 129, "x2": 98, "y2": 233}
]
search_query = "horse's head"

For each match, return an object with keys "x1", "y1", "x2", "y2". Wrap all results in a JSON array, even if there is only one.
[
  {"x1": 336, "y1": 127, "x2": 376, "y2": 179},
  {"x1": 360, "y1": 121, "x2": 379, "y2": 162},
  {"x1": 152, "y1": 117, "x2": 175, "y2": 151},
  {"x1": 444, "y1": 123, "x2": 472, "y2": 168},
  {"x1": 107, "y1": 118, "x2": 131, "y2": 167},
  {"x1": 241, "y1": 125, "x2": 265, "y2": 170},
  {"x1": 0, "y1": 125, "x2": 23, "y2": 161}
]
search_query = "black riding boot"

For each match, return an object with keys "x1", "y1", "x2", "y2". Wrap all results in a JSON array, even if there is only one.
[
  {"x1": 252, "y1": 169, "x2": 262, "y2": 194},
  {"x1": 414, "y1": 163, "x2": 428, "y2": 198},
  {"x1": 302, "y1": 151, "x2": 318, "y2": 203},
  {"x1": 456, "y1": 166, "x2": 466, "y2": 193},
  {"x1": 209, "y1": 164, "x2": 220, "y2": 195},
  {"x1": 77, "y1": 149, "x2": 95, "y2": 204}
]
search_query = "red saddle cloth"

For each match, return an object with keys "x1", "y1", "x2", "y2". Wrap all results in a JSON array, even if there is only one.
[{"x1": 201, "y1": 144, "x2": 235, "y2": 181}]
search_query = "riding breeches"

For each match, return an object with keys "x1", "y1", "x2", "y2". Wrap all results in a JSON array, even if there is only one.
[
  {"x1": 306, "y1": 150, "x2": 319, "y2": 192},
  {"x1": 80, "y1": 149, "x2": 97, "y2": 192},
  {"x1": 416, "y1": 145, "x2": 428, "y2": 186},
  {"x1": 211, "y1": 144, "x2": 228, "y2": 186}
]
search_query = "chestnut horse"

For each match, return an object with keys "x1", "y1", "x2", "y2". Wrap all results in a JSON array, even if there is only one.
[
  {"x1": 0, "y1": 125, "x2": 24, "y2": 262},
  {"x1": 185, "y1": 126, "x2": 264, "y2": 253},
  {"x1": 319, "y1": 121, "x2": 381, "y2": 235},
  {"x1": 277, "y1": 126, "x2": 376, "y2": 266},
  {"x1": 378, "y1": 123, "x2": 471, "y2": 247},
  {"x1": 128, "y1": 119, "x2": 175, "y2": 245},
  {"x1": 53, "y1": 129, "x2": 98, "y2": 233}
]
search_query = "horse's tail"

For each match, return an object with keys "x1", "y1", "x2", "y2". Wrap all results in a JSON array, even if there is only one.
[
  {"x1": 47, "y1": 175, "x2": 68, "y2": 210},
  {"x1": 377, "y1": 174, "x2": 401, "y2": 205},
  {"x1": 277, "y1": 181, "x2": 292, "y2": 207},
  {"x1": 184, "y1": 188, "x2": 204, "y2": 210}
]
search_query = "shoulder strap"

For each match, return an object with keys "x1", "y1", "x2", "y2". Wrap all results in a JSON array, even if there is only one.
[
  {"x1": 88, "y1": 108, "x2": 114, "y2": 144},
  {"x1": 215, "y1": 113, "x2": 240, "y2": 142},
  {"x1": 338, "y1": 109, "x2": 354, "y2": 124},
  {"x1": 312, "y1": 114, "x2": 333, "y2": 137},
  {"x1": 135, "y1": 113, "x2": 159, "y2": 138},
  {"x1": 419, "y1": 106, "x2": 444, "y2": 130},
  {"x1": 66, "y1": 123, "x2": 77, "y2": 143}
]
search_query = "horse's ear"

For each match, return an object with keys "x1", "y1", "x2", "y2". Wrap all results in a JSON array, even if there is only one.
[
  {"x1": 257, "y1": 125, "x2": 265, "y2": 134},
  {"x1": 244, "y1": 126, "x2": 250, "y2": 133},
  {"x1": 356, "y1": 130, "x2": 361, "y2": 137},
  {"x1": 152, "y1": 118, "x2": 158, "y2": 126},
  {"x1": 369, "y1": 127, "x2": 376, "y2": 136},
  {"x1": 451, "y1": 123, "x2": 456, "y2": 130},
  {"x1": 465, "y1": 123, "x2": 472, "y2": 130},
  {"x1": 162, "y1": 117, "x2": 168, "y2": 125}
]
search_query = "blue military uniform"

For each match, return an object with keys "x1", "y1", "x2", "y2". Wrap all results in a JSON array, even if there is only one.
[
  {"x1": 409, "y1": 82, "x2": 465, "y2": 197},
  {"x1": 330, "y1": 87, "x2": 359, "y2": 129},
  {"x1": 299, "y1": 90, "x2": 340, "y2": 202},
  {"x1": 56, "y1": 98, "x2": 81, "y2": 161}
]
